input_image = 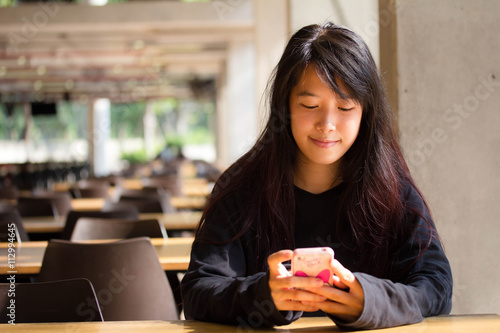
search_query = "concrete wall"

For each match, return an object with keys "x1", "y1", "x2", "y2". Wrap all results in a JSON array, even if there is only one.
[
  {"x1": 289, "y1": 0, "x2": 379, "y2": 66},
  {"x1": 394, "y1": 0, "x2": 500, "y2": 315}
]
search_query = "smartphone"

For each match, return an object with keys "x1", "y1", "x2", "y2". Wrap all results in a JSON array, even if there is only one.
[{"x1": 292, "y1": 247, "x2": 334, "y2": 285}]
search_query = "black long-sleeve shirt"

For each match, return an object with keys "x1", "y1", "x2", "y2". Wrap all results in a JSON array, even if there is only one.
[{"x1": 181, "y1": 182, "x2": 453, "y2": 330}]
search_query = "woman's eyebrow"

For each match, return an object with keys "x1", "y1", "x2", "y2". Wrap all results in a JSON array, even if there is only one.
[
  {"x1": 297, "y1": 89, "x2": 355, "y2": 102},
  {"x1": 297, "y1": 90, "x2": 318, "y2": 97}
]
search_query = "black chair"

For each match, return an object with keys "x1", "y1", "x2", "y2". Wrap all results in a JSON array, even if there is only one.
[
  {"x1": 0, "y1": 186, "x2": 19, "y2": 200},
  {"x1": 0, "y1": 206, "x2": 29, "y2": 242},
  {"x1": 69, "y1": 216, "x2": 180, "y2": 314},
  {"x1": 37, "y1": 238, "x2": 178, "y2": 321},
  {"x1": 90, "y1": 175, "x2": 123, "y2": 187},
  {"x1": 113, "y1": 186, "x2": 166, "y2": 200},
  {"x1": 142, "y1": 176, "x2": 184, "y2": 197},
  {"x1": 70, "y1": 218, "x2": 168, "y2": 241},
  {"x1": 107, "y1": 187, "x2": 176, "y2": 213},
  {"x1": 0, "y1": 278, "x2": 103, "y2": 323},
  {"x1": 17, "y1": 192, "x2": 72, "y2": 218},
  {"x1": 70, "y1": 179, "x2": 111, "y2": 199},
  {"x1": 60, "y1": 208, "x2": 139, "y2": 240},
  {"x1": 192, "y1": 159, "x2": 221, "y2": 182}
]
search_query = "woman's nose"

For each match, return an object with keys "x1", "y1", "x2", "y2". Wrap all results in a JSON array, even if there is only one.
[{"x1": 315, "y1": 109, "x2": 337, "y2": 133}]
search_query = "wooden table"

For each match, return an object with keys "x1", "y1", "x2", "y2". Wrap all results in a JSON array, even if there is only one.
[
  {"x1": 0, "y1": 237, "x2": 193, "y2": 275},
  {"x1": 70, "y1": 198, "x2": 107, "y2": 211},
  {"x1": 1, "y1": 315, "x2": 499, "y2": 332},
  {"x1": 22, "y1": 211, "x2": 202, "y2": 234},
  {"x1": 55, "y1": 178, "x2": 213, "y2": 197},
  {"x1": 141, "y1": 211, "x2": 202, "y2": 230},
  {"x1": 70, "y1": 196, "x2": 206, "y2": 211}
]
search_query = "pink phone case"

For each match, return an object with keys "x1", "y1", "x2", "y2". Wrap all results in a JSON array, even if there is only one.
[{"x1": 292, "y1": 247, "x2": 334, "y2": 285}]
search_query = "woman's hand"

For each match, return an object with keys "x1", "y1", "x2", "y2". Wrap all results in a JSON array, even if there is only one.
[
  {"x1": 301, "y1": 259, "x2": 364, "y2": 323},
  {"x1": 267, "y1": 250, "x2": 327, "y2": 312}
]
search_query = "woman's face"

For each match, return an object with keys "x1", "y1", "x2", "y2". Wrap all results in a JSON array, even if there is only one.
[{"x1": 289, "y1": 65, "x2": 363, "y2": 169}]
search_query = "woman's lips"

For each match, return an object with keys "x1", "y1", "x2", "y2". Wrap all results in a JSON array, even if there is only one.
[{"x1": 310, "y1": 137, "x2": 339, "y2": 148}]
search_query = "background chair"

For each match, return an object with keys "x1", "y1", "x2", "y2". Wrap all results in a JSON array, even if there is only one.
[
  {"x1": 90, "y1": 175, "x2": 123, "y2": 187},
  {"x1": 192, "y1": 159, "x2": 221, "y2": 182},
  {"x1": 17, "y1": 192, "x2": 72, "y2": 218},
  {"x1": 37, "y1": 237, "x2": 178, "y2": 321},
  {"x1": 108, "y1": 187, "x2": 176, "y2": 214},
  {"x1": 70, "y1": 218, "x2": 168, "y2": 241},
  {"x1": 0, "y1": 205, "x2": 29, "y2": 242},
  {"x1": 142, "y1": 175, "x2": 184, "y2": 197},
  {"x1": 60, "y1": 208, "x2": 139, "y2": 240},
  {"x1": 0, "y1": 278, "x2": 103, "y2": 323},
  {"x1": 0, "y1": 186, "x2": 19, "y2": 200},
  {"x1": 70, "y1": 179, "x2": 111, "y2": 199}
]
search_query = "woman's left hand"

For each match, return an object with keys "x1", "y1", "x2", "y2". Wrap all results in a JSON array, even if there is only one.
[{"x1": 301, "y1": 259, "x2": 364, "y2": 323}]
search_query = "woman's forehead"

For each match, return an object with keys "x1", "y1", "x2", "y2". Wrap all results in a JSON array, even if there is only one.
[{"x1": 293, "y1": 65, "x2": 357, "y2": 102}]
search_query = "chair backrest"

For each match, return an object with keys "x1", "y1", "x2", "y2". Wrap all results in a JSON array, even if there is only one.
[
  {"x1": 60, "y1": 208, "x2": 139, "y2": 240},
  {"x1": 0, "y1": 278, "x2": 103, "y2": 323},
  {"x1": 17, "y1": 196, "x2": 57, "y2": 217},
  {"x1": 142, "y1": 176, "x2": 184, "y2": 197},
  {"x1": 70, "y1": 179, "x2": 111, "y2": 199},
  {"x1": 107, "y1": 189, "x2": 175, "y2": 213},
  {"x1": 90, "y1": 175, "x2": 123, "y2": 187},
  {"x1": 116, "y1": 198, "x2": 174, "y2": 214},
  {"x1": 17, "y1": 192, "x2": 73, "y2": 218},
  {"x1": 114, "y1": 187, "x2": 164, "y2": 199},
  {"x1": 37, "y1": 238, "x2": 178, "y2": 321},
  {"x1": 0, "y1": 186, "x2": 19, "y2": 200},
  {"x1": 70, "y1": 218, "x2": 168, "y2": 241},
  {"x1": 0, "y1": 206, "x2": 29, "y2": 242}
]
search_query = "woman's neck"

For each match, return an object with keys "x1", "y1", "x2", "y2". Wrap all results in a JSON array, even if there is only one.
[{"x1": 294, "y1": 159, "x2": 341, "y2": 194}]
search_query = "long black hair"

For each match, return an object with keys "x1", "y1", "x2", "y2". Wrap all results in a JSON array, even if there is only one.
[{"x1": 197, "y1": 22, "x2": 433, "y2": 279}]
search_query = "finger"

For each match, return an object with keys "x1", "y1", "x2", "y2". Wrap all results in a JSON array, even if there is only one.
[
  {"x1": 303, "y1": 283, "x2": 364, "y2": 321},
  {"x1": 267, "y1": 250, "x2": 293, "y2": 273},
  {"x1": 270, "y1": 275, "x2": 324, "y2": 291},
  {"x1": 271, "y1": 278, "x2": 327, "y2": 312},
  {"x1": 330, "y1": 259, "x2": 355, "y2": 286},
  {"x1": 267, "y1": 250, "x2": 293, "y2": 275},
  {"x1": 332, "y1": 275, "x2": 349, "y2": 291},
  {"x1": 281, "y1": 288, "x2": 328, "y2": 302},
  {"x1": 305, "y1": 296, "x2": 363, "y2": 322},
  {"x1": 279, "y1": 300, "x2": 320, "y2": 312}
]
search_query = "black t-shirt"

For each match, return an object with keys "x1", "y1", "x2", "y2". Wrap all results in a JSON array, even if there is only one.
[
  {"x1": 293, "y1": 183, "x2": 358, "y2": 271},
  {"x1": 181, "y1": 182, "x2": 453, "y2": 329}
]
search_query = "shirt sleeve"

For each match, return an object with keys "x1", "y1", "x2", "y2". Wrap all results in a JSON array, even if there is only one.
[
  {"x1": 329, "y1": 185, "x2": 453, "y2": 330},
  {"x1": 180, "y1": 194, "x2": 301, "y2": 327}
]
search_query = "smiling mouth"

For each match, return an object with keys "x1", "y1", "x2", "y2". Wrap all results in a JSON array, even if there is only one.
[{"x1": 310, "y1": 137, "x2": 339, "y2": 148}]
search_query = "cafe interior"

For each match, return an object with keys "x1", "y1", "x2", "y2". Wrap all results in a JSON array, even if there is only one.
[{"x1": 0, "y1": 0, "x2": 499, "y2": 332}]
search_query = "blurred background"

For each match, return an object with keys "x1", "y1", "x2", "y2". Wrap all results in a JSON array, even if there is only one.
[{"x1": 0, "y1": 0, "x2": 499, "y2": 317}]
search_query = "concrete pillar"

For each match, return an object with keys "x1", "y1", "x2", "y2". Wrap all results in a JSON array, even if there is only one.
[
  {"x1": 215, "y1": 72, "x2": 229, "y2": 168},
  {"x1": 254, "y1": 0, "x2": 289, "y2": 130},
  {"x1": 217, "y1": 40, "x2": 256, "y2": 167},
  {"x1": 144, "y1": 99, "x2": 157, "y2": 160},
  {"x1": 378, "y1": 0, "x2": 399, "y2": 116},
  {"x1": 88, "y1": 98, "x2": 111, "y2": 177},
  {"x1": 383, "y1": 0, "x2": 500, "y2": 315}
]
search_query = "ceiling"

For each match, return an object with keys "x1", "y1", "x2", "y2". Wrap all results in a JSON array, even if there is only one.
[{"x1": 0, "y1": 0, "x2": 254, "y2": 103}]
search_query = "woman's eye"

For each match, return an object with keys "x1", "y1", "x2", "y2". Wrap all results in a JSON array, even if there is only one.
[
  {"x1": 300, "y1": 104, "x2": 317, "y2": 109},
  {"x1": 339, "y1": 107, "x2": 354, "y2": 111}
]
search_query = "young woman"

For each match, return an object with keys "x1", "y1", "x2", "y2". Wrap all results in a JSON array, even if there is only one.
[{"x1": 181, "y1": 22, "x2": 453, "y2": 330}]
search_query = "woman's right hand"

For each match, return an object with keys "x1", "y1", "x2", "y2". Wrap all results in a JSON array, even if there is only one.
[{"x1": 267, "y1": 250, "x2": 327, "y2": 312}]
